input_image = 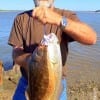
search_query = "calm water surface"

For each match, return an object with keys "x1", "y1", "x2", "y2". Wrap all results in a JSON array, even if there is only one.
[{"x1": 0, "y1": 11, "x2": 100, "y2": 70}]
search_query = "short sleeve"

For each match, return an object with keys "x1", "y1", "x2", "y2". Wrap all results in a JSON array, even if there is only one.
[
  {"x1": 8, "y1": 15, "x2": 23, "y2": 47},
  {"x1": 62, "y1": 9, "x2": 80, "y2": 21}
]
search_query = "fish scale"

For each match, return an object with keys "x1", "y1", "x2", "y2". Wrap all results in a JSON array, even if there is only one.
[{"x1": 28, "y1": 33, "x2": 62, "y2": 100}]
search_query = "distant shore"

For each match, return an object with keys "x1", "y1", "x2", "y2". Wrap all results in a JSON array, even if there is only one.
[
  {"x1": 1, "y1": 9, "x2": 100, "y2": 12},
  {"x1": 0, "y1": 10, "x2": 24, "y2": 12},
  {"x1": 95, "y1": 10, "x2": 100, "y2": 12}
]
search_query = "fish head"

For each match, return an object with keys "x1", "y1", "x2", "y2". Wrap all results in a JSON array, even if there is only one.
[{"x1": 41, "y1": 33, "x2": 62, "y2": 67}]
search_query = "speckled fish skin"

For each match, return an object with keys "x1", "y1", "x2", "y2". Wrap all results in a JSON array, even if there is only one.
[{"x1": 28, "y1": 33, "x2": 62, "y2": 100}]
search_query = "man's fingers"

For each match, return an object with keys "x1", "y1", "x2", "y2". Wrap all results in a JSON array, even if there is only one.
[
  {"x1": 32, "y1": 6, "x2": 48, "y2": 24},
  {"x1": 32, "y1": 7, "x2": 40, "y2": 17}
]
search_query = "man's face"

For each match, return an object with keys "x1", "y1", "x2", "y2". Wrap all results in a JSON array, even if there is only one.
[{"x1": 33, "y1": 0, "x2": 54, "y2": 7}]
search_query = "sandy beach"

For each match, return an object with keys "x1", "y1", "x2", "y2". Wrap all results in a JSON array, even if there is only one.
[
  {"x1": 0, "y1": 42, "x2": 100, "y2": 100},
  {"x1": 67, "y1": 65, "x2": 100, "y2": 100},
  {"x1": 0, "y1": 60, "x2": 100, "y2": 100},
  {"x1": 1, "y1": 42, "x2": 100, "y2": 100}
]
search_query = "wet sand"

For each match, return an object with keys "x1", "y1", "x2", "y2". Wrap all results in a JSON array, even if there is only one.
[
  {"x1": 66, "y1": 42, "x2": 100, "y2": 100},
  {"x1": 0, "y1": 60, "x2": 100, "y2": 100},
  {"x1": 66, "y1": 65, "x2": 100, "y2": 100}
]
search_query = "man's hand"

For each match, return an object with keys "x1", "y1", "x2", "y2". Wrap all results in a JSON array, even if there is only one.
[
  {"x1": 32, "y1": 6, "x2": 62, "y2": 25},
  {"x1": 13, "y1": 47, "x2": 32, "y2": 78}
]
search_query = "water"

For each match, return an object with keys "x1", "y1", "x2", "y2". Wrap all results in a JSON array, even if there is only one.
[
  {"x1": 0, "y1": 11, "x2": 100, "y2": 70},
  {"x1": 0, "y1": 11, "x2": 23, "y2": 70},
  {"x1": 67, "y1": 11, "x2": 100, "y2": 68}
]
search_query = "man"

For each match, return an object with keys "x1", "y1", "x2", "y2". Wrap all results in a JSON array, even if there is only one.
[{"x1": 8, "y1": 0, "x2": 97, "y2": 100}]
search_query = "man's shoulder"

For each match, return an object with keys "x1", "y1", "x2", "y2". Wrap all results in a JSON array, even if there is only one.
[
  {"x1": 15, "y1": 10, "x2": 32, "y2": 20},
  {"x1": 54, "y1": 7, "x2": 76, "y2": 15},
  {"x1": 54, "y1": 7, "x2": 78, "y2": 21},
  {"x1": 19, "y1": 10, "x2": 32, "y2": 16}
]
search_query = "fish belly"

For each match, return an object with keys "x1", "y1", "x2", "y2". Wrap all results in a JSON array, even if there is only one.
[{"x1": 28, "y1": 33, "x2": 62, "y2": 100}]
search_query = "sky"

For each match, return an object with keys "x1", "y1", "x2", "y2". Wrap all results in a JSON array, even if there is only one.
[{"x1": 0, "y1": 0, "x2": 100, "y2": 11}]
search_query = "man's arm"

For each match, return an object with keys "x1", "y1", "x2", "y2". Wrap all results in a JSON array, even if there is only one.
[
  {"x1": 60, "y1": 18, "x2": 97, "y2": 45},
  {"x1": 33, "y1": 7, "x2": 97, "y2": 45},
  {"x1": 13, "y1": 47, "x2": 32, "y2": 74}
]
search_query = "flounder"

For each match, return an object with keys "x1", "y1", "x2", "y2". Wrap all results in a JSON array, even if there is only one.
[{"x1": 28, "y1": 33, "x2": 62, "y2": 100}]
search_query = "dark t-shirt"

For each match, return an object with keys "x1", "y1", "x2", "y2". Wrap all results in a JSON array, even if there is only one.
[{"x1": 8, "y1": 8, "x2": 79, "y2": 77}]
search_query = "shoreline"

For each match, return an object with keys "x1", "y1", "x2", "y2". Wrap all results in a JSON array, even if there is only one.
[
  {"x1": 0, "y1": 10, "x2": 99, "y2": 12},
  {"x1": 0, "y1": 63, "x2": 100, "y2": 100},
  {"x1": 0, "y1": 10, "x2": 24, "y2": 12}
]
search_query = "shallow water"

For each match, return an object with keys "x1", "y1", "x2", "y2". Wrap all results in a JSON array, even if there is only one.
[{"x1": 66, "y1": 11, "x2": 100, "y2": 68}]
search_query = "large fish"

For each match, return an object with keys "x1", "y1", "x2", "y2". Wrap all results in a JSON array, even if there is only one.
[{"x1": 28, "y1": 33, "x2": 62, "y2": 100}]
